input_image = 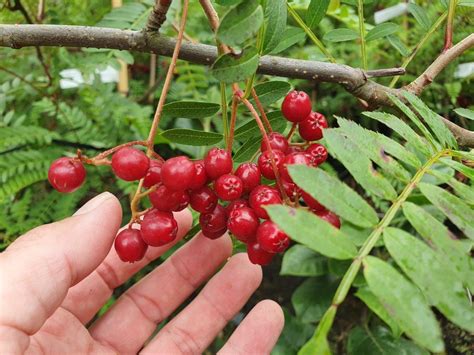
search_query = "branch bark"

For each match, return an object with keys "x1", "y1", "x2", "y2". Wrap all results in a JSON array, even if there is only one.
[{"x1": 146, "y1": 0, "x2": 172, "y2": 32}]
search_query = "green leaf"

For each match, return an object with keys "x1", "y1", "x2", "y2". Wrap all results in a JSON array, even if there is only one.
[
  {"x1": 439, "y1": 157, "x2": 474, "y2": 180},
  {"x1": 292, "y1": 277, "x2": 338, "y2": 324},
  {"x1": 270, "y1": 27, "x2": 306, "y2": 54},
  {"x1": 347, "y1": 326, "x2": 428, "y2": 355},
  {"x1": 215, "y1": 0, "x2": 242, "y2": 5},
  {"x1": 355, "y1": 288, "x2": 401, "y2": 337},
  {"x1": 160, "y1": 129, "x2": 223, "y2": 146},
  {"x1": 306, "y1": 0, "x2": 330, "y2": 28},
  {"x1": 384, "y1": 227, "x2": 474, "y2": 332},
  {"x1": 211, "y1": 47, "x2": 260, "y2": 83},
  {"x1": 162, "y1": 101, "x2": 220, "y2": 119},
  {"x1": 454, "y1": 108, "x2": 474, "y2": 120},
  {"x1": 324, "y1": 129, "x2": 397, "y2": 200},
  {"x1": 266, "y1": 205, "x2": 357, "y2": 260},
  {"x1": 446, "y1": 177, "x2": 474, "y2": 206},
  {"x1": 262, "y1": 0, "x2": 287, "y2": 55},
  {"x1": 323, "y1": 28, "x2": 360, "y2": 42},
  {"x1": 216, "y1": 1, "x2": 264, "y2": 47},
  {"x1": 387, "y1": 35, "x2": 410, "y2": 57},
  {"x1": 250, "y1": 81, "x2": 291, "y2": 106},
  {"x1": 459, "y1": 0, "x2": 474, "y2": 6},
  {"x1": 407, "y1": 3, "x2": 431, "y2": 31},
  {"x1": 363, "y1": 111, "x2": 431, "y2": 158},
  {"x1": 419, "y1": 183, "x2": 474, "y2": 240},
  {"x1": 233, "y1": 137, "x2": 261, "y2": 162},
  {"x1": 365, "y1": 23, "x2": 399, "y2": 42},
  {"x1": 281, "y1": 245, "x2": 328, "y2": 276},
  {"x1": 289, "y1": 165, "x2": 379, "y2": 228},
  {"x1": 363, "y1": 256, "x2": 444, "y2": 353},
  {"x1": 403, "y1": 92, "x2": 458, "y2": 149},
  {"x1": 234, "y1": 110, "x2": 287, "y2": 140}
]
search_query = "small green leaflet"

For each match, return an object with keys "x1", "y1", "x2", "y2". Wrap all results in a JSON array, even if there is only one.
[
  {"x1": 216, "y1": 0, "x2": 264, "y2": 47},
  {"x1": 323, "y1": 28, "x2": 360, "y2": 42},
  {"x1": 262, "y1": 0, "x2": 287, "y2": 55},
  {"x1": 160, "y1": 129, "x2": 223, "y2": 146},
  {"x1": 266, "y1": 205, "x2": 357, "y2": 259},
  {"x1": 233, "y1": 137, "x2": 261, "y2": 162},
  {"x1": 387, "y1": 35, "x2": 410, "y2": 57},
  {"x1": 365, "y1": 23, "x2": 399, "y2": 42},
  {"x1": 250, "y1": 81, "x2": 291, "y2": 106},
  {"x1": 407, "y1": 3, "x2": 431, "y2": 31},
  {"x1": 280, "y1": 245, "x2": 328, "y2": 277},
  {"x1": 162, "y1": 101, "x2": 220, "y2": 119},
  {"x1": 363, "y1": 256, "x2": 444, "y2": 353},
  {"x1": 215, "y1": 0, "x2": 242, "y2": 5},
  {"x1": 306, "y1": 0, "x2": 330, "y2": 28},
  {"x1": 289, "y1": 165, "x2": 379, "y2": 228},
  {"x1": 234, "y1": 110, "x2": 287, "y2": 140},
  {"x1": 454, "y1": 107, "x2": 474, "y2": 120},
  {"x1": 211, "y1": 47, "x2": 260, "y2": 83},
  {"x1": 270, "y1": 27, "x2": 306, "y2": 54}
]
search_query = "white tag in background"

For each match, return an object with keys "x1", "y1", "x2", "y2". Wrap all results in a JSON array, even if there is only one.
[
  {"x1": 374, "y1": 3, "x2": 409, "y2": 24},
  {"x1": 455, "y1": 63, "x2": 474, "y2": 79},
  {"x1": 59, "y1": 66, "x2": 119, "y2": 89}
]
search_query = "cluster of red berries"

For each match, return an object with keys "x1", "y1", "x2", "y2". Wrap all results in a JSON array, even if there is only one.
[{"x1": 47, "y1": 90, "x2": 340, "y2": 266}]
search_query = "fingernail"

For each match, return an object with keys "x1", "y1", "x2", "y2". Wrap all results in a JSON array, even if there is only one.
[{"x1": 73, "y1": 192, "x2": 114, "y2": 216}]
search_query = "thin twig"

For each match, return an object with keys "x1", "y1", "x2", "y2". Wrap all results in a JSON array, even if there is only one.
[
  {"x1": 227, "y1": 96, "x2": 238, "y2": 152},
  {"x1": 251, "y1": 88, "x2": 272, "y2": 132},
  {"x1": 146, "y1": 0, "x2": 172, "y2": 32},
  {"x1": 444, "y1": 0, "x2": 457, "y2": 51}
]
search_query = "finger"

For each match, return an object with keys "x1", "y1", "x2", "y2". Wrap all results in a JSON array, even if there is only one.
[
  {"x1": 141, "y1": 253, "x2": 262, "y2": 355},
  {"x1": 90, "y1": 232, "x2": 233, "y2": 354},
  {"x1": 218, "y1": 300, "x2": 284, "y2": 355},
  {"x1": 61, "y1": 208, "x2": 193, "y2": 324},
  {"x1": 0, "y1": 192, "x2": 121, "y2": 352}
]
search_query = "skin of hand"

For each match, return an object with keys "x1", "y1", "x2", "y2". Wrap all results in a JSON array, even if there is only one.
[{"x1": 0, "y1": 192, "x2": 284, "y2": 354}]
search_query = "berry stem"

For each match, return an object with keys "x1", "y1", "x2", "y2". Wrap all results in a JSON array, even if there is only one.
[
  {"x1": 227, "y1": 95, "x2": 238, "y2": 153},
  {"x1": 251, "y1": 88, "x2": 272, "y2": 132},
  {"x1": 286, "y1": 123, "x2": 297, "y2": 140},
  {"x1": 81, "y1": 140, "x2": 147, "y2": 165}
]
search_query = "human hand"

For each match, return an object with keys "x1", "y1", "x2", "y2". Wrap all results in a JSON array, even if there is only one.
[{"x1": 0, "y1": 192, "x2": 284, "y2": 354}]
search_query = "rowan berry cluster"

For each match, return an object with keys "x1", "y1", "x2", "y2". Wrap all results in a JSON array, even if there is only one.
[{"x1": 47, "y1": 90, "x2": 340, "y2": 265}]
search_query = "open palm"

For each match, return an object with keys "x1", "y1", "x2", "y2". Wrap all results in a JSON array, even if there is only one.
[{"x1": 0, "y1": 192, "x2": 283, "y2": 354}]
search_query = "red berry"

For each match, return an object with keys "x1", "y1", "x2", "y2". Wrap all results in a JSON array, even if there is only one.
[
  {"x1": 247, "y1": 241, "x2": 274, "y2": 265},
  {"x1": 111, "y1": 147, "x2": 150, "y2": 181},
  {"x1": 199, "y1": 204, "x2": 228, "y2": 239},
  {"x1": 301, "y1": 191, "x2": 325, "y2": 212},
  {"x1": 283, "y1": 180, "x2": 299, "y2": 201},
  {"x1": 143, "y1": 159, "x2": 162, "y2": 188},
  {"x1": 48, "y1": 157, "x2": 86, "y2": 193},
  {"x1": 190, "y1": 186, "x2": 218, "y2": 213},
  {"x1": 235, "y1": 163, "x2": 261, "y2": 193},
  {"x1": 249, "y1": 185, "x2": 282, "y2": 219},
  {"x1": 257, "y1": 150, "x2": 285, "y2": 180},
  {"x1": 227, "y1": 207, "x2": 259, "y2": 243},
  {"x1": 298, "y1": 111, "x2": 328, "y2": 141},
  {"x1": 281, "y1": 90, "x2": 312, "y2": 123},
  {"x1": 316, "y1": 210, "x2": 341, "y2": 229},
  {"x1": 286, "y1": 145, "x2": 304, "y2": 154},
  {"x1": 306, "y1": 143, "x2": 328, "y2": 166},
  {"x1": 214, "y1": 174, "x2": 244, "y2": 201},
  {"x1": 226, "y1": 199, "x2": 250, "y2": 215},
  {"x1": 188, "y1": 160, "x2": 208, "y2": 190},
  {"x1": 161, "y1": 156, "x2": 196, "y2": 191},
  {"x1": 261, "y1": 132, "x2": 289, "y2": 153},
  {"x1": 256, "y1": 220, "x2": 290, "y2": 253},
  {"x1": 114, "y1": 228, "x2": 148, "y2": 263},
  {"x1": 279, "y1": 152, "x2": 311, "y2": 182},
  {"x1": 204, "y1": 148, "x2": 233, "y2": 180},
  {"x1": 149, "y1": 185, "x2": 189, "y2": 212},
  {"x1": 141, "y1": 210, "x2": 178, "y2": 246}
]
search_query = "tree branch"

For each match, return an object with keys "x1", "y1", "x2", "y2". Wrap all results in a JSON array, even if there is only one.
[{"x1": 146, "y1": 0, "x2": 172, "y2": 32}]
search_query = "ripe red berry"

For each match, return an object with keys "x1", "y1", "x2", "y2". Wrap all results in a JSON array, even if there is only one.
[
  {"x1": 247, "y1": 241, "x2": 274, "y2": 265},
  {"x1": 279, "y1": 152, "x2": 311, "y2": 182},
  {"x1": 257, "y1": 150, "x2": 285, "y2": 180},
  {"x1": 281, "y1": 90, "x2": 312, "y2": 123},
  {"x1": 190, "y1": 186, "x2": 218, "y2": 213},
  {"x1": 114, "y1": 228, "x2": 148, "y2": 263},
  {"x1": 227, "y1": 207, "x2": 259, "y2": 243},
  {"x1": 283, "y1": 180, "x2": 299, "y2": 201},
  {"x1": 306, "y1": 143, "x2": 328, "y2": 166},
  {"x1": 301, "y1": 190, "x2": 325, "y2": 212},
  {"x1": 256, "y1": 220, "x2": 290, "y2": 253},
  {"x1": 226, "y1": 199, "x2": 249, "y2": 215},
  {"x1": 48, "y1": 157, "x2": 86, "y2": 193},
  {"x1": 260, "y1": 132, "x2": 289, "y2": 153},
  {"x1": 286, "y1": 145, "x2": 304, "y2": 154},
  {"x1": 199, "y1": 204, "x2": 228, "y2": 239},
  {"x1": 161, "y1": 156, "x2": 196, "y2": 191},
  {"x1": 111, "y1": 147, "x2": 150, "y2": 181},
  {"x1": 143, "y1": 159, "x2": 162, "y2": 188},
  {"x1": 204, "y1": 148, "x2": 233, "y2": 180},
  {"x1": 188, "y1": 160, "x2": 208, "y2": 190},
  {"x1": 235, "y1": 163, "x2": 261, "y2": 193},
  {"x1": 249, "y1": 185, "x2": 282, "y2": 219},
  {"x1": 298, "y1": 111, "x2": 328, "y2": 141},
  {"x1": 141, "y1": 210, "x2": 178, "y2": 246},
  {"x1": 316, "y1": 210, "x2": 341, "y2": 229},
  {"x1": 214, "y1": 174, "x2": 244, "y2": 201},
  {"x1": 149, "y1": 185, "x2": 189, "y2": 212}
]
